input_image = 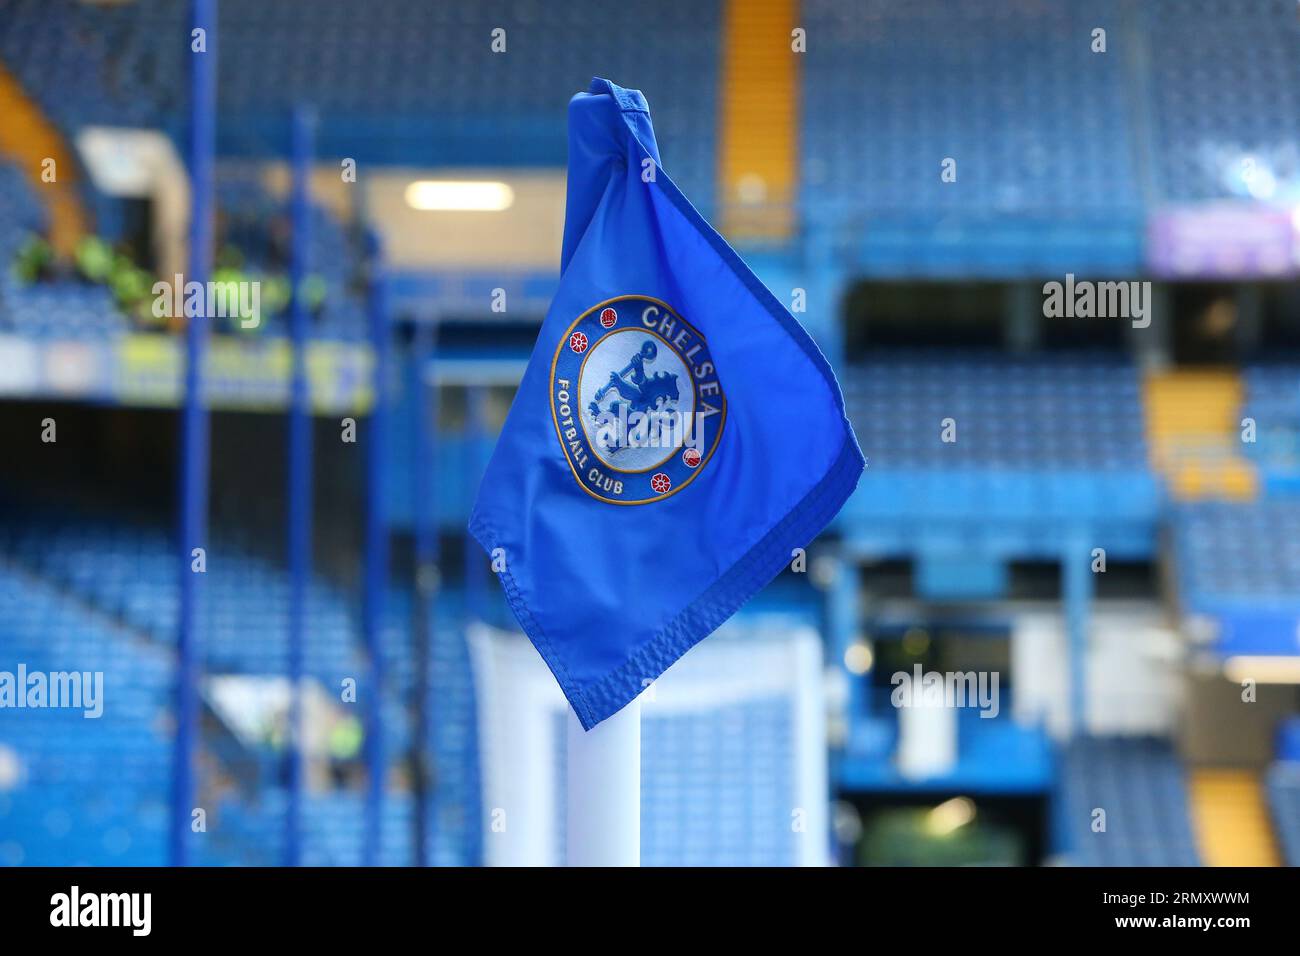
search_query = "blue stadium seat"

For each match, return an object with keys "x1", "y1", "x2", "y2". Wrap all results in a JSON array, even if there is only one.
[
  {"x1": 0, "y1": 565, "x2": 171, "y2": 865},
  {"x1": 1173, "y1": 499, "x2": 1300, "y2": 610},
  {"x1": 1060, "y1": 737, "x2": 1200, "y2": 867},
  {"x1": 0, "y1": 503, "x2": 481, "y2": 865},
  {"x1": 1265, "y1": 760, "x2": 1300, "y2": 867},
  {"x1": 1141, "y1": 0, "x2": 1300, "y2": 202},
  {"x1": 843, "y1": 351, "x2": 1148, "y2": 472},
  {"x1": 0, "y1": 0, "x2": 720, "y2": 213}
]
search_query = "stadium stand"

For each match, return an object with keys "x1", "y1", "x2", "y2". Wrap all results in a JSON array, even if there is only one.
[
  {"x1": 0, "y1": 500, "x2": 830, "y2": 866},
  {"x1": 0, "y1": 560, "x2": 172, "y2": 865},
  {"x1": 1242, "y1": 360, "x2": 1300, "y2": 481},
  {"x1": 1267, "y1": 718, "x2": 1300, "y2": 867},
  {"x1": 0, "y1": 501, "x2": 480, "y2": 866},
  {"x1": 0, "y1": 1, "x2": 181, "y2": 132},
  {"x1": 1060, "y1": 737, "x2": 1201, "y2": 867},
  {"x1": 802, "y1": 0, "x2": 1143, "y2": 216},
  {"x1": 800, "y1": 0, "x2": 1145, "y2": 273},
  {"x1": 0, "y1": 0, "x2": 719, "y2": 211},
  {"x1": 0, "y1": 162, "x2": 45, "y2": 264},
  {"x1": 844, "y1": 351, "x2": 1147, "y2": 471},
  {"x1": 838, "y1": 351, "x2": 1159, "y2": 565},
  {"x1": 0, "y1": 163, "x2": 127, "y2": 339},
  {"x1": 1173, "y1": 499, "x2": 1300, "y2": 624},
  {"x1": 1141, "y1": 0, "x2": 1300, "y2": 202},
  {"x1": 3, "y1": 0, "x2": 1299, "y2": 869},
  {"x1": 1267, "y1": 762, "x2": 1300, "y2": 867},
  {"x1": 0, "y1": 158, "x2": 128, "y2": 340}
]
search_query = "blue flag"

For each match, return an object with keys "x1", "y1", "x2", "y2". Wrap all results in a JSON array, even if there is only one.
[{"x1": 470, "y1": 78, "x2": 864, "y2": 730}]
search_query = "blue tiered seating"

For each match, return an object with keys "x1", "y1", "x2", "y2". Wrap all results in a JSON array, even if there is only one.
[
  {"x1": 193, "y1": 792, "x2": 417, "y2": 867},
  {"x1": 6, "y1": 0, "x2": 1299, "y2": 275},
  {"x1": 0, "y1": 0, "x2": 720, "y2": 214},
  {"x1": 1, "y1": 503, "x2": 817, "y2": 866},
  {"x1": 1174, "y1": 500, "x2": 1300, "y2": 610},
  {"x1": 0, "y1": 162, "x2": 45, "y2": 264},
  {"x1": 0, "y1": 565, "x2": 172, "y2": 865},
  {"x1": 844, "y1": 352, "x2": 1147, "y2": 471},
  {"x1": 1242, "y1": 361, "x2": 1300, "y2": 486},
  {"x1": 0, "y1": 505, "x2": 483, "y2": 866},
  {"x1": 0, "y1": 0, "x2": 182, "y2": 133},
  {"x1": 1267, "y1": 763, "x2": 1300, "y2": 867},
  {"x1": 209, "y1": 0, "x2": 720, "y2": 210},
  {"x1": 1060, "y1": 737, "x2": 1200, "y2": 867},
  {"x1": 5, "y1": 514, "x2": 363, "y2": 682},
  {"x1": 1142, "y1": 0, "x2": 1300, "y2": 202},
  {"x1": 838, "y1": 352, "x2": 1158, "y2": 560},
  {"x1": 1175, "y1": 496, "x2": 1300, "y2": 616},
  {"x1": 0, "y1": 280, "x2": 131, "y2": 339},
  {"x1": 1172, "y1": 499, "x2": 1300, "y2": 657},
  {"x1": 0, "y1": 161, "x2": 128, "y2": 340},
  {"x1": 1267, "y1": 718, "x2": 1300, "y2": 866},
  {"x1": 800, "y1": 0, "x2": 1144, "y2": 274}
]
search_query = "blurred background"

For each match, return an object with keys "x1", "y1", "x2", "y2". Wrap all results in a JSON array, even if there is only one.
[{"x1": 1, "y1": 0, "x2": 1299, "y2": 867}]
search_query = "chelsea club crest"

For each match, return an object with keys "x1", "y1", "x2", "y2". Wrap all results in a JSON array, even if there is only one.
[{"x1": 550, "y1": 295, "x2": 726, "y2": 504}]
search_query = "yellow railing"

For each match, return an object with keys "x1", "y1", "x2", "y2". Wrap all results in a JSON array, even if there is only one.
[{"x1": 0, "y1": 60, "x2": 89, "y2": 257}]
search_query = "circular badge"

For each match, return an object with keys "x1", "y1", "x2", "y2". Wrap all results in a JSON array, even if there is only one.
[{"x1": 550, "y1": 295, "x2": 726, "y2": 504}]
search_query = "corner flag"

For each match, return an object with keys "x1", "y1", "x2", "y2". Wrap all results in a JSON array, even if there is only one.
[{"x1": 470, "y1": 78, "x2": 864, "y2": 730}]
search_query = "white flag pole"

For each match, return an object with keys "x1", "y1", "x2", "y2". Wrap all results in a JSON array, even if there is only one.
[{"x1": 566, "y1": 698, "x2": 641, "y2": 866}]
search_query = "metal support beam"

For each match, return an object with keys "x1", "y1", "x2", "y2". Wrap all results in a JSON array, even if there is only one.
[
  {"x1": 171, "y1": 0, "x2": 217, "y2": 868},
  {"x1": 284, "y1": 105, "x2": 316, "y2": 867},
  {"x1": 464, "y1": 384, "x2": 489, "y2": 622},
  {"x1": 412, "y1": 322, "x2": 440, "y2": 866},
  {"x1": 1062, "y1": 528, "x2": 1093, "y2": 736},
  {"x1": 362, "y1": 254, "x2": 391, "y2": 866}
]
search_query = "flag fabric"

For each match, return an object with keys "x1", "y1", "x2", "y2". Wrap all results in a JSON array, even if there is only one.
[{"x1": 470, "y1": 78, "x2": 864, "y2": 730}]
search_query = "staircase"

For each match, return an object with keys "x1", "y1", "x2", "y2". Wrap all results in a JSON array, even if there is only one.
[
  {"x1": 0, "y1": 60, "x2": 89, "y2": 258},
  {"x1": 1144, "y1": 369, "x2": 1256, "y2": 501},
  {"x1": 1189, "y1": 769, "x2": 1281, "y2": 866},
  {"x1": 718, "y1": 0, "x2": 798, "y2": 241}
]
